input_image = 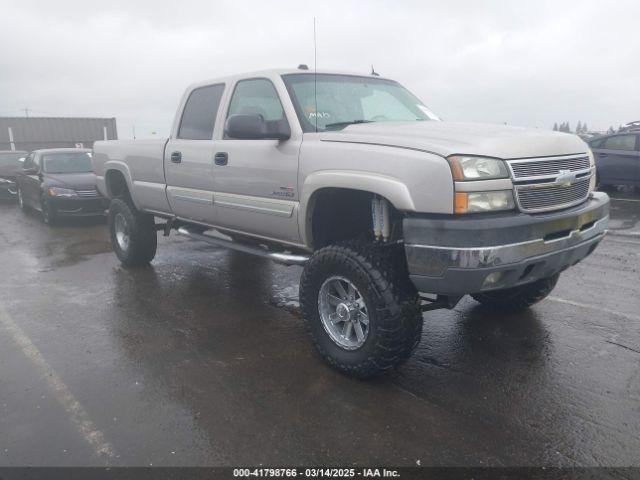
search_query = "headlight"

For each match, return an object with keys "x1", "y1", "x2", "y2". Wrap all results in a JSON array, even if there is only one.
[
  {"x1": 447, "y1": 155, "x2": 509, "y2": 180},
  {"x1": 48, "y1": 187, "x2": 77, "y2": 198},
  {"x1": 455, "y1": 190, "x2": 515, "y2": 214}
]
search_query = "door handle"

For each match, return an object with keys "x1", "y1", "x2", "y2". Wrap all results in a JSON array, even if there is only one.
[
  {"x1": 170, "y1": 151, "x2": 182, "y2": 163},
  {"x1": 214, "y1": 152, "x2": 228, "y2": 166}
]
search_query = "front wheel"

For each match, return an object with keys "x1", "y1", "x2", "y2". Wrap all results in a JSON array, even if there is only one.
[
  {"x1": 108, "y1": 197, "x2": 157, "y2": 267},
  {"x1": 17, "y1": 187, "x2": 27, "y2": 211},
  {"x1": 471, "y1": 274, "x2": 560, "y2": 312},
  {"x1": 40, "y1": 194, "x2": 56, "y2": 225},
  {"x1": 300, "y1": 241, "x2": 423, "y2": 379}
]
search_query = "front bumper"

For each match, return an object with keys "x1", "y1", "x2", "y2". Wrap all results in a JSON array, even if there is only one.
[
  {"x1": 404, "y1": 191, "x2": 610, "y2": 295},
  {"x1": 49, "y1": 196, "x2": 109, "y2": 216}
]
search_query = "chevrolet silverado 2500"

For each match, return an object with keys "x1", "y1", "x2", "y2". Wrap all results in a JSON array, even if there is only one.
[{"x1": 92, "y1": 68, "x2": 609, "y2": 378}]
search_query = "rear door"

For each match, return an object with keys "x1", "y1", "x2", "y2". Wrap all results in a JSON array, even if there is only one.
[
  {"x1": 593, "y1": 134, "x2": 639, "y2": 185},
  {"x1": 164, "y1": 83, "x2": 225, "y2": 224}
]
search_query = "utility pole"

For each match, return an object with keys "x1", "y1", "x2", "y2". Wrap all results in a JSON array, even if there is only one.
[{"x1": 23, "y1": 108, "x2": 30, "y2": 118}]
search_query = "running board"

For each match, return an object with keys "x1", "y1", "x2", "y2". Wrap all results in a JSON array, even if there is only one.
[{"x1": 177, "y1": 227, "x2": 309, "y2": 266}]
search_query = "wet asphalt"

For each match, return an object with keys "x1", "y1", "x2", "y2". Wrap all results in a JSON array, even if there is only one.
[{"x1": 0, "y1": 189, "x2": 638, "y2": 468}]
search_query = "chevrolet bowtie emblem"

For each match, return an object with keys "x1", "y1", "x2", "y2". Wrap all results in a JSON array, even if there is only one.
[{"x1": 554, "y1": 169, "x2": 577, "y2": 187}]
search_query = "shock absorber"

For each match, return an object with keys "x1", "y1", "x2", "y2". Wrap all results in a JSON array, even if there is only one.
[
  {"x1": 371, "y1": 196, "x2": 391, "y2": 242},
  {"x1": 381, "y1": 197, "x2": 390, "y2": 242},
  {"x1": 371, "y1": 196, "x2": 382, "y2": 240}
]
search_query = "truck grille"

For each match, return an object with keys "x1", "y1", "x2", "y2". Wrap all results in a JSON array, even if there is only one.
[
  {"x1": 507, "y1": 154, "x2": 593, "y2": 213},
  {"x1": 516, "y1": 177, "x2": 591, "y2": 212},
  {"x1": 76, "y1": 188, "x2": 100, "y2": 198},
  {"x1": 509, "y1": 155, "x2": 590, "y2": 180}
]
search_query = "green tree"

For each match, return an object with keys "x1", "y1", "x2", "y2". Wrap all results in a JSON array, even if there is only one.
[
  {"x1": 553, "y1": 122, "x2": 558, "y2": 131},
  {"x1": 576, "y1": 121, "x2": 582, "y2": 134}
]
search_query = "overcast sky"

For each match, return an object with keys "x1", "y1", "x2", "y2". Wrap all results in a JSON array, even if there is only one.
[{"x1": 1, "y1": 0, "x2": 638, "y2": 139}]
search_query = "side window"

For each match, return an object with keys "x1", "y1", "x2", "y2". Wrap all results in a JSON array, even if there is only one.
[
  {"x1": 602, "y1": 135, "x2": 637, "y2": 152},
  {"x1": 227, "y1": 79, "x2": 285, "y2": 122},
  {"x1": 177, "y1": 84, "x2": 225, "y2": 140}
]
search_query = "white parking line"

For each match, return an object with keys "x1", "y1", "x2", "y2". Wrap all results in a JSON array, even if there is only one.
[
  {"x1": 548, "y1": 296, "x2": 640, "y2": 322},
  {"x1": 0, "y1": 304, "x2": 116, "y2": 461}
]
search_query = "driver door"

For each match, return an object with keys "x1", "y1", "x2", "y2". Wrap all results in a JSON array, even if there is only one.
[{"x1": 212, "y1": 78, "x2": 301, "y2": 244}]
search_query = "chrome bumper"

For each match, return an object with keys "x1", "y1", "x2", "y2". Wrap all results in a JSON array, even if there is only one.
[{"x1": 404, "y1": 192, "x2": 610, "y2": 295}]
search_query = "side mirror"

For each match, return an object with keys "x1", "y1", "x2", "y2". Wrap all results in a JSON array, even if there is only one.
[
  {"x1": 23, "y1": 167, "x2": 38, "y2": 175},
  {"x1": 225, "y1": 114, "x2": 290, "y2": 141}
]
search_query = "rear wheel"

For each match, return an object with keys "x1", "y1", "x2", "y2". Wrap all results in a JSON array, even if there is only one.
[
  {"x1": 108, "y1": 197, "x2": 157, "y2": 267},
  {"x1": 300, "y1": 240, "x2": 423, "y2": 379},
  {"x1": 471, "y1": 274, "x2": 560, "y2": 312}
]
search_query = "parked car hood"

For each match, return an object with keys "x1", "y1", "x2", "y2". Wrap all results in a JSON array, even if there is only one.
[
  {"x1": 43, "y1": 172, "x2": 97, "y2": 190},
  {"x1": 318, "y1": 121, "x2": 588, "y2": 159}
]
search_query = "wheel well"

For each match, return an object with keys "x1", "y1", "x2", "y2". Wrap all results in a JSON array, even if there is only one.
[
  {"x1": 105, "y1": 170, "x2": 130, "y2": 199},
  {"x1": 308, "y1": 188, "x2": 402, "y2": 249}
]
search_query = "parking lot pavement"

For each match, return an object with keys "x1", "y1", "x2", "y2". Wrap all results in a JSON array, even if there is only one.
[{"x1": 0, "y1": 190, "x2": 638, "y2": 468}]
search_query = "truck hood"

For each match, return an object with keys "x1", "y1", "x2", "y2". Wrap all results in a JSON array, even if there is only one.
[{"x1": 318, "y1": 121, "x2": 589, "y2": 159}]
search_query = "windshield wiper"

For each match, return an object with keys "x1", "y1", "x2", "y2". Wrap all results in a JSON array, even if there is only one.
[{"x1": 324, "y1": 119, "x2": 374, "y2": 130}]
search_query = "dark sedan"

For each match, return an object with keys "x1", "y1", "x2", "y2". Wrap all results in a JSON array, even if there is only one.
[
  {"x1": 0, "y1": 150, "x2": 28, "y2": 200},
  {"x1": 16, "y1": 148, "x2": 108, "y2": 224},
  {"x1": 590, "y1": 132, "x2": 640, "y2": 188}
]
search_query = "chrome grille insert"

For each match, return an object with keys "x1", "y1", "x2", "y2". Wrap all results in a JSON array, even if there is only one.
[
  {"x1": 507, "y1": 154, "x2": 593, "y2": 213},
  {"x1": 508, "y1": 155, "x2": 590, "y2": 181},
  {"x1": 516, "y1": 177, "x2": 591, "y2": 213}
]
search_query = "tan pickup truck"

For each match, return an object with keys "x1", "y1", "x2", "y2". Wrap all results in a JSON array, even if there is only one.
[{"x1": 93, "y1": 68, "x2": 609, "y2": 378}]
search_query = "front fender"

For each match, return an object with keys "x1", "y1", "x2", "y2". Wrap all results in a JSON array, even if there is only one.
[{"x1": 299, "y1": 170, "x2": 416, "y2": 246}]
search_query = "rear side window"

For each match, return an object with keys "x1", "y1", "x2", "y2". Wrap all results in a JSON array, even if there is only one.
[
  {"x1": 178, "y1": 84, "x2": 225, "y2": 140},
  {"x1": 602, "y1": 134, "x2": 637, "y2": 152}
]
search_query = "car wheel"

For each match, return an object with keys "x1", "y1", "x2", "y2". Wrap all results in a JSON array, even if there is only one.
[
  {"x1": 40, "y1": 194, "x2": 56, "y2": 225},
  {"x1": 108, "y1": 197, "x2": 157, "y2": 267},
  {"x1": 471, "y1": 274, "x2": 560, "y2": 312},
  {"x1": 299, "y1": 240, "x2": 423, "y2": 379}
]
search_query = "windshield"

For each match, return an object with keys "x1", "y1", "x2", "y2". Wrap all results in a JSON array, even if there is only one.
[
  {"x1": 42, "y1": 152, "x2": 93, "y2": 174},
  {"x1": 0, "y1": 152, "x2": 25, "y2": 166},
  {"x1": 282, "y1": 73, "x2": 439, "y2": 132}
]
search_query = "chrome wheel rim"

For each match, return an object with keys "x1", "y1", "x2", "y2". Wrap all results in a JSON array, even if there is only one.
[
  {"x1": 318, "y1": 276, "x2": 370, "y2": 350},
  {"x1": 114, "y1": 213, "x2": 130, "y2": 251}
]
